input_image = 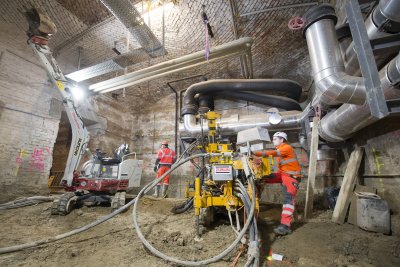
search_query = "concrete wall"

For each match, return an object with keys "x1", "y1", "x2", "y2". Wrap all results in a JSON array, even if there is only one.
[{"x1": 0, "y1": 22, "x2": 61, "y2": 191}]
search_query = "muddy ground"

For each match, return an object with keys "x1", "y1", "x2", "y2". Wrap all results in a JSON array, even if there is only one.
[{"x1": 0, "y1": 195, "x2": 399, "y2": 267}]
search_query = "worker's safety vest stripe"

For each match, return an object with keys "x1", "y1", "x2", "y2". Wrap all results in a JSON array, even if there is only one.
[
  {"x1": 286, "y1": 171, "x2": 301, "y2": 175},
  {"x1": 282, "y1": 210, "x2": 293, "y2": 215},
  {"x1": 158, "y1": 148, "x2": 176, "y2": 165},
  {"x1": 283, "y1": 204, "x2": 294, "y2": 210},
  {"x1": 275, "y1": 143, "x2": 302, "y2": 178}
]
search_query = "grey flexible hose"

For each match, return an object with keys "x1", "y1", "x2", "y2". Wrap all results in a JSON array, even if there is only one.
[
  {"x1": 0, "y1": 196, "x2": 136, "y2": 254},
  {"x1": 0, "y1": 196, "x2": 55, "y2": 210},
  {"x1": 0, "y1": 145, "x2": 202, "y2": 254},
  {"x1": 132, "y1": 153, "x2": 257, "y2": 266}
]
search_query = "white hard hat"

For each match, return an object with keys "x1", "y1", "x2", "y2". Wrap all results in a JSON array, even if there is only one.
[{"x1": 273, "y1": 131, "x2": 287, "y2": 140}]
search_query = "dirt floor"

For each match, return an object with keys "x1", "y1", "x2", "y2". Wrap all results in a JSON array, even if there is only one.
[{"x1": 0, "y1": 195, "x2": 399, "y2": 267}]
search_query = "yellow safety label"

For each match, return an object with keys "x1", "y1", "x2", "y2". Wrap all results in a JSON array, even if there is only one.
[{"x1": 56, "y1": 81, "x2": 64, "y2": 90}]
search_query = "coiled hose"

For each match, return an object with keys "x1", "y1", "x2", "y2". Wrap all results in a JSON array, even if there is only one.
[{"x1": 132, "y1": 153, "x2": 257, "y2": 266}]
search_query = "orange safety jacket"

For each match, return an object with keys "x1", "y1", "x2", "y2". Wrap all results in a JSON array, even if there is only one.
[
  {"x1": 156, "y1": 147, "x2": 177, "y2": 166},
  {"x1": 254, "y1": 142, "x2": 302, "y2": 177}
]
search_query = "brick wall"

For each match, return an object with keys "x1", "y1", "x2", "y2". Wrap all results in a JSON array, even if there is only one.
[{"x1": 0, "y1": 22, "x2": 61, "y2": 189}]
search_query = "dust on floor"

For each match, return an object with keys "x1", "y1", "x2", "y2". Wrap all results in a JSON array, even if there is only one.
[{"x1": 0, "y1": 197, "x2": 399, "y2": 267}]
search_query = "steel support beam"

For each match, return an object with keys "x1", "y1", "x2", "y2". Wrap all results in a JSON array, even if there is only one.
[{"x1": 346, "y1": 0, "x2": 389, "y2": 118}]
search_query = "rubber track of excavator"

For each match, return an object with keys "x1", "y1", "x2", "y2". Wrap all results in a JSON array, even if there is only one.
[
  {"x1": 111, "y1": 192, "x2": 126, "y2": 211},
  {"x1": 51, "y1": 192, "x2": 76, "y2": 216}
]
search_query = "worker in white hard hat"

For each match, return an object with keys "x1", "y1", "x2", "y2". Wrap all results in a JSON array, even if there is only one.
[
  {"x1": 253, "y1": 131, "x2": 302, "y2": 235},
  {"x1": 153, "y1": 140, "x2": 176, "y2": 198}
]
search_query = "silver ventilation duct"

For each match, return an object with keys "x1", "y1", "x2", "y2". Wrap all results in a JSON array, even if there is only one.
[
  {"x1": 100, "y1": 0, "x2": 165, "y2": 58},
  {"x1": 180, "y1": 109, "x2": 308, "y2": 136},
  {"x1": 302, "y1": 4, "x2": 400, "y2": 142},
  {"x1": 320, "y1": 54, "x2": 400, "y2": 142},
  {"x1": 304, "y1": 18, "x2": 367, "y2": 106},
  {"x1": 344, "y1": 0, "x2": 400, "y2": 75}
]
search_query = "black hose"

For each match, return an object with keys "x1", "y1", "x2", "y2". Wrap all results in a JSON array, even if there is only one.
[
  {"x1": 211, "y1": 91, "x2": 302, "y2": 111},
  {"x1": 170, "y1": 197, "x2": 194, "y2": 214},
  {"x1": 182, "y1": 79, "x2": 303, "y2": 115}
]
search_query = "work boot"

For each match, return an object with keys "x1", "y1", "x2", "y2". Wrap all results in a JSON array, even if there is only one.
[
  {"x1": 161, "y1": 185, "x2": 169, "y2": 198},
  {"x1": 153, "y1": 185, "x2": 160, "y2": 198},
  {"x1": 273, "y1": 224, "x2": 292, "y2": 236}
]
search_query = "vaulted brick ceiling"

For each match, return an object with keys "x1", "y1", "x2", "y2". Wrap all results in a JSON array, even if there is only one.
[{"x1": 0, "y1": 0, "x2": 331, "y2": 112}]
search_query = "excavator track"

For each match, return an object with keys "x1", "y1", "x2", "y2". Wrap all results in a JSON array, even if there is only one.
[
  {"x1": 51, "y1": 192, "x2": 77, "y2": 216},
  {"x1": 111, "y1": 191, "x2": 126, "y2": 211}
]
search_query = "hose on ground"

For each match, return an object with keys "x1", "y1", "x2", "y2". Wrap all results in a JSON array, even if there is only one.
[
  {"x1": 170, "y1": 197, "x2": 194, "y2": 214},
  {"x1": 0, "y1": 138, "x2": 200, "y2": 254},
  {"x1": 132, "y1": 153, "x2": 257, "y2": 266},
  {"x1": 0, "y1": 196, "x2": 55, "y2": 210}
]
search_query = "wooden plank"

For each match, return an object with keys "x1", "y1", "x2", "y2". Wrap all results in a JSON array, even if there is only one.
[
  {"x1": 347, "y1": 185, "x2": 377, "y2": 225},
  {"x1": 332, "y1": 147, "x2": 364, "y2": 224},
  {"x1": 304, "y1": 117, "x2": 319, "y2": 219}
]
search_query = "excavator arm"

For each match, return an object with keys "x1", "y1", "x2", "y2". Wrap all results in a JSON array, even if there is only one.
[{"x1": 25, "y1": 8, "x2": 89, "y2": 186}]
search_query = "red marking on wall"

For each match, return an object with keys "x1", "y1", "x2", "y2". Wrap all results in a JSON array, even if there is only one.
[{"x1": 29, "y1": 147, "x2": 51, "y2": 173}]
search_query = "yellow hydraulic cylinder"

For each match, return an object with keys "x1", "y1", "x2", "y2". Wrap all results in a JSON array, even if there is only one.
[{"x1": 194, "y1": 177, "x2": 201, "y2": 216}]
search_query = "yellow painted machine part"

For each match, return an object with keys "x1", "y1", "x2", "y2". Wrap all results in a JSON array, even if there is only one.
[
  {"x1": 232, "y1": 156, "x2": 274, "y2": 179},
  {"x1": 193, "y1": 178, "x2": 243, "y2": 211},
  {"x1": 190, "y1": 111, "x2": 265, "y2": 217}
]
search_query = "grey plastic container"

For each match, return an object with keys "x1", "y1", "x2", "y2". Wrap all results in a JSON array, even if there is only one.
[{"x1": 356, "y1": 192, "x2": 390, "y2": 234}]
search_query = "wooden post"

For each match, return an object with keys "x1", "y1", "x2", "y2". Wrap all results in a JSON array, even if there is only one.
[
  {"x1": 304, "y1": 117, "x2": 319, "y2": 219},
  {"x1": 332, "y1": 147, "x2": 364, "y2": 224}
]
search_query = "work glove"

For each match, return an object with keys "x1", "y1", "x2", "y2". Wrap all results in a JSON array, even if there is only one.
[{"x1": 153, "y1": 165, "x2": 158, "y2": 173}]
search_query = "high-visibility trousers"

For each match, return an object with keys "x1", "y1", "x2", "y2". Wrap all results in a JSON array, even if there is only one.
[
  {"x1": 156, "y1": 166, "x2": 171, "y2": 185},
  {"x1": 264, "y1": 171, "x2": 300, "y2": 227}
]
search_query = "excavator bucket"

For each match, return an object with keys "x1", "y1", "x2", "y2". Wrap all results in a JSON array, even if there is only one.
[{"x1": 25, "y1": 7, "x2": 57, "y2": 39}]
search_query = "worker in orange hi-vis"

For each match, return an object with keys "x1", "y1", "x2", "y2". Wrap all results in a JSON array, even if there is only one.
[
  {"x1": 153, "y1": 140, "x2": 177, "y2": 198},
  {"x1": 253, "y1": 131, "x2": 302, "y2": 235}
]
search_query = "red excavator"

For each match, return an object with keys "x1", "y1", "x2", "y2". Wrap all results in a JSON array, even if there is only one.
[{"x1": 25, "y1": 7, "x2": 143, "y2": 215}]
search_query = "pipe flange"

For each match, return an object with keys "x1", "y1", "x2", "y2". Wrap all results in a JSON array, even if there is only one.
[
  {"x1": 181, "y1": 104, "x2": 198, "y2": 116},
  {"x1": 372, "y1": 6, "x2": 400, "y2": 34},
  {"x1": 302, "y1": 4, "x2": 338, "y2": 38},
  {"x1": 387, "y1": 56, "x2": 400, "y2": 86},
  {"x1": 198, "y1": 106, "x2": 211, "y2": 114}
]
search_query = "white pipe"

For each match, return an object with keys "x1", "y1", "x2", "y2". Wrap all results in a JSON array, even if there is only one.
[
  {"x1": 89, "y1": 37, "x2": 253, "y2": 93},
  {"x1": 97, "y1": 51, "x2": 249, "y2": 93}
]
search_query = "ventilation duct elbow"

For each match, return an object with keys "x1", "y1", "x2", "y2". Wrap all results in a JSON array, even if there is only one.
[
  {"x1": 303, "y1": 4, "x2": 367, "y2": 106},
  {"x1": 319, "y1": 53, "x2": 400, "y2": 142},
  {"x1": 181, "y1": 79, "x2": 302, "y2": 115}
]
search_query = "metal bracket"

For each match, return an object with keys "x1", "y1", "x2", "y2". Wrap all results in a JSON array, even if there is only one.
[{"x1": 346, "y1": 0, "x2": 389, "y2": 119}]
